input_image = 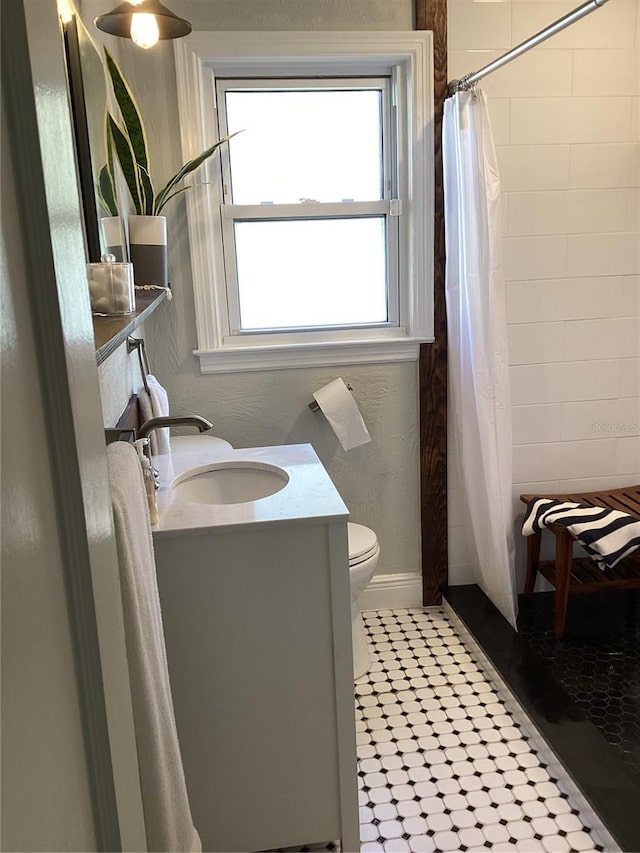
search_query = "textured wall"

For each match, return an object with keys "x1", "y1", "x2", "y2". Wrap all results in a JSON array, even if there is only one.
[
  {"x1": 102, "y1": 0, "x2": 423, "y2": 579},
  {"x1": 155, "y1": 300, "x2": 420, "y2": 575},
  {"x1": 174, "y1": 0, "x2": 413, "y2": 31},
  {"x1": 447, "y1": 0, "x2": 640, "y2": 586},
  {"x1": 98, "y1": 332, "x2": 148, "y2": 427}
]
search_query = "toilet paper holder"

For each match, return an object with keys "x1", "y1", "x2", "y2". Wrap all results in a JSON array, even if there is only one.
[{"x1": 309, "y1": 383, "x2": 354, "y2": 412}]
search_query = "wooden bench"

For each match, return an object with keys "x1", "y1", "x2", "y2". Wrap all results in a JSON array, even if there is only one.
[{"x1": 520, "y1": 485, "x2": 640, "y2": 638}]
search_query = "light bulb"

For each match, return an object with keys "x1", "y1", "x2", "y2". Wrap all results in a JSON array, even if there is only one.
[
  {"x1": 130, "y1": 13, "x2": 159, "y2": 49},
  {"x1": 57, "y1": 0, "x2": 74, "y2": 23}
]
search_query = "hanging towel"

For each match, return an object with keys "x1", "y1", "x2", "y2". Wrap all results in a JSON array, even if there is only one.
[
  {"x1": 522, "y1": 497, "x2": 640, "y2": 569},
  {"x1": 147, "y1": 374, "x2": 171, "y2": 455},
  {"x1": 137, "y1": 374, "x2": 170, "y2": 456},
  {"x1": 107, "y1": 442, "x2": 201, "y2": 853},
  {"x1": 138, "y1": 388, "x2": 158, "y2": 457}
]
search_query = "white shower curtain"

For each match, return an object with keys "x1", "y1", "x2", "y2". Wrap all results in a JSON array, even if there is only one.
[{"x1": 443, "y1": 89, "x2": 518, "y2": 628}]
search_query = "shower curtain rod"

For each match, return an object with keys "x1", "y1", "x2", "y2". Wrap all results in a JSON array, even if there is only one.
[{"x1": 448, "y1": 0, "x2": 610, "y2": 94}]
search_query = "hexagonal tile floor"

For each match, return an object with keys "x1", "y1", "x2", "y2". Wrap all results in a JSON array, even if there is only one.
[
  {"x1": 517, "y1": 590, "x2": 640, "y2": 790},
  {"x1": 355, "y1": 608, "x2": 611, "y2": 853}
]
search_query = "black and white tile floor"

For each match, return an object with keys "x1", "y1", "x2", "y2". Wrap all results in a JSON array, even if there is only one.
[{"x1": 355, "y1": 608, "x2": 613, "y2": 853}]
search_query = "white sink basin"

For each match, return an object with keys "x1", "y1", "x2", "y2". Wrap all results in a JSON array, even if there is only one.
[
  {"x1": 171, "y1": 460, "x2": 289, "y2": 505},
  {"x1": 169, "y1": 435, "x2": 233, "y2": 453}
]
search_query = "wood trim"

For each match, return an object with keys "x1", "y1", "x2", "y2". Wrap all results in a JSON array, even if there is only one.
[
  {"x1": 105, "y1": 394, "x2": 143, "y2": 445},
  {"x1": 415, "y1": 0, "x2": 448, "y2": 605},
  {"x1": 116, "y1": 394, "x2": 143, "y2": 432}
]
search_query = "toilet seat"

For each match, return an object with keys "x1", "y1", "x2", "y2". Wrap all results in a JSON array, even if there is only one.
[
  {"x1": 347, "y1": 522, "x2": 380, "y2": 680},
  {"x1": 348, "y1": 522, "x2": 379, "y2": 566}
]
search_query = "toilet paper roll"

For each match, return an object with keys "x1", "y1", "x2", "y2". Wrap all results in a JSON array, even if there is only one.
[{"x1": 312, "y1": 378, "x2": 372, "y2": 451}]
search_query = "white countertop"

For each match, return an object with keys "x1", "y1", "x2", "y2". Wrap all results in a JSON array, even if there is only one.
[{"x1": 152, "y1": 442, "x2": 349, "y2": 538}]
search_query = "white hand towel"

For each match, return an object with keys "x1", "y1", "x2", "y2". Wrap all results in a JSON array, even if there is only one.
[
  {"x1": 107, "y1": 442, "x2": 201, "y2": 853},
  {"x1": 147, "y1": 374, "x2": 171, "y2": 455},
  {"x1": 137, "y1": 388, "x2": 158, "y2": 457}
]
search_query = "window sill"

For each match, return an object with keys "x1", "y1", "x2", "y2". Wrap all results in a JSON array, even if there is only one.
[{"x1": 195, "y1": 335, "x2": 433, "y2": 374}]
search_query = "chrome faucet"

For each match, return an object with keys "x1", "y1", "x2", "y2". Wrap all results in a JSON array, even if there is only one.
[
  {"x1": 137, "y1": 416, "x2": 214, "y2": 483},
  {"x1": 137, "y1": 414, "x2": 213, "y2": 441}
]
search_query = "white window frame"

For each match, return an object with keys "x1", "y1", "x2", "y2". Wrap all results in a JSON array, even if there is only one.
[
  {"x1": 174, "y1": 31, "x2": 434, "y2": 374},
  {"x1": 217, "y1": 76, "x2": 398, "y2": 337}
]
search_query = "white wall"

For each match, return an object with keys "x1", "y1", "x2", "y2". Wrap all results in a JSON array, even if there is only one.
[
  {"x1": 1, "y1": 3, "x2": 147, "y2": 848},
  {"x1": 1, "y1": 98, "x2": 97, "y2": 853},
  {"x1": 97, "y1": 0, "x2": 426, "y2": 581},
  {"x1": 448, "y1": 0, "x2": 640, "y2": 586},
  {"x1": 169, "y1": 0, "x2": 413, "y2": 30}
]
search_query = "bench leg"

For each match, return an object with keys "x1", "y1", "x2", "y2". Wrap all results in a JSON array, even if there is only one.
[
  {"x1": 554, "y1": 528, "x2": 574, "y2": 639},
  {"x1": 524, "y1": 532, "x2": 542, "y2": 596}
]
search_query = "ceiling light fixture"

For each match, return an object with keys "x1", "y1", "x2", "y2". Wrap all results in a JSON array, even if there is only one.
[
  {"x1": 95, "y1": 0, "x2": 191, "y2": 49},
  {"x1": 57, "y1": 0, "x2": 75, "y2": 24}
]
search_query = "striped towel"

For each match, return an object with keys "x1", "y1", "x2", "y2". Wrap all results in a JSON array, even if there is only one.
[{"x1": 522, "y1": 498, "x2": 640, "y2": 570}]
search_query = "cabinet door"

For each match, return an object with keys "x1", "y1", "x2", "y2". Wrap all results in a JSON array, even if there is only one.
[{"x1": 155, "y1": 524, "x2": 356, "y2": 851}]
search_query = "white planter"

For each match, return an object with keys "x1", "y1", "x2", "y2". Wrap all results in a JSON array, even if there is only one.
[{"x1": 128, "y1": 214, "x2": 168, "y2": 288}]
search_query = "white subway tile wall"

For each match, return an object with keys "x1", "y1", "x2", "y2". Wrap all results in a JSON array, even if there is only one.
[
  {"x1": 568, "y1": 142, "x2": 640, "y2": 188},
  {"x1": 447, "y1": 0, "x2": 640, "y2": 588},
  {"x1": 510, "y1": 0, "x2": 637, "y2": 50},
  {"x1": 508, "y1": 360, "x2": 620, "y2": 406},
  {"x1": 510, "y1": 97, "x2": 633, "y2": 144},
  {"x1": 632, "y1": 98, "x2": 640, "y2": 139},
  {"x1": 620, "y1": 357, "x2": 640, "y2": 397}
]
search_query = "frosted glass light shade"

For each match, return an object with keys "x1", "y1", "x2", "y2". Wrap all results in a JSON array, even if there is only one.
[{"x1": 95, "y1": 0, "x2": 191, "y2": 42}]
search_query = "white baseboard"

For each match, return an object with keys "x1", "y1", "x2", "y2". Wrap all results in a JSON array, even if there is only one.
[{"x1": 360, "y1": 572, "x2": 423, "y2": 611}]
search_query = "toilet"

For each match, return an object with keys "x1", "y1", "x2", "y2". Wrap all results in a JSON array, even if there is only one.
[{"x1": 348, "y1": 522, "x2": 380, "y2": 680}]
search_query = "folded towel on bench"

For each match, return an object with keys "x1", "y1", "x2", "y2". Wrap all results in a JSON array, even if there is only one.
[{"x1": 522, "y1": 498, "x2": 640, "y2": 569}]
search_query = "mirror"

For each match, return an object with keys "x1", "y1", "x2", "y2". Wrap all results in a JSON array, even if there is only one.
[{"x1": 63, "y1": 12, "x2": 127, "y2": 262}]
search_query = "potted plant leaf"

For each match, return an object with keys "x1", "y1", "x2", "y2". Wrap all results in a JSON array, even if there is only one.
[
  {"x1": 103, "y1": 46, "x2": 235, "y2": 288},
  {"x1": 96, "y1": 110, "x2": 125, "y2": 261}
]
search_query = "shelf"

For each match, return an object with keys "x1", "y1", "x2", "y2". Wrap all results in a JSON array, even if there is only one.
[{"x1": 94, "y1": 289, "x2": 167, "y2": 365}]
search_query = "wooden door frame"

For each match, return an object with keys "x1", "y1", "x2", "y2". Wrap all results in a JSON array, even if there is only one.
[{"x1": 415, "y1": 0, "x2": 449, "y2": 605}]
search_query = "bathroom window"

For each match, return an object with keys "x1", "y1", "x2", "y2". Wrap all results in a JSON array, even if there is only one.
[
  {"x1": 217, "y1": 79, "x2": 396, "y2": 333},
  {"x1": 174, "y1": 32, "x2": 434, "y2": 373}
]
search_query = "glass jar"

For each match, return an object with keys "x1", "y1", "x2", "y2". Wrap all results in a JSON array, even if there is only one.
[{"x1": 87, "y1": 253, "x2": 135, "y2": 315}]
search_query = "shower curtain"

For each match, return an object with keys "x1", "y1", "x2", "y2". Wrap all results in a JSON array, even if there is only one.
[{"x1": 443, "y1": 89, "x2": 518, "y2": 628}]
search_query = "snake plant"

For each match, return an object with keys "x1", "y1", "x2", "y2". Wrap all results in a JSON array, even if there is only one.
[
  {"x1": 97, "y1": 108, "x2": 119, "y2": 217},
  {"x1": 102, "y1": 46, "x2": 234, "y2": 216}
]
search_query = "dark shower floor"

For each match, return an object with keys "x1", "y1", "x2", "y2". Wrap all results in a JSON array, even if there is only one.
[
  {"x1": 445, "y1": 584, "x2": 640, "y2": 852},
  {"x1": 517, "y1": 589, "x2": 640, "y2": 791}
]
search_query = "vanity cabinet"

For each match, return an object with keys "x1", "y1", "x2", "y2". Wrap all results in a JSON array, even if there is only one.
[{"x1": 152, "y1": 445, "x2": 359, "y2": 853}]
